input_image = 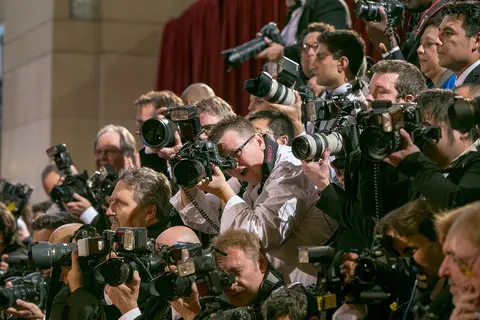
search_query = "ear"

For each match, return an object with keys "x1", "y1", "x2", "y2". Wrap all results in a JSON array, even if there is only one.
[
  {"x1": 145, "y1": 204, "x2": 157, "y2": 223},
  {"x1": 259, "y1": 253, "x2": 268, "y2": 273},
  {"x1": 338, "y1": 56, "x2": 349, "y2": 73},
  {"x1": 456, "y1": 129, "x2": 470, "y2": 142},
  {"x1": 472, "y1": 31, "x2": 480, "y2": 52},
  {"x1": 404, "y1": 94, "x2": 415, "y2": 103},
  {"x1": 276, "y1": 135, "x2": 289, "y2": 146},
  {"x1": 254, "y1": 133, "x2": 265, "y2": 148}
]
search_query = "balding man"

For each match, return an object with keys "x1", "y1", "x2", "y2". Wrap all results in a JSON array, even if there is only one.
[
  {"x1": 156, "y1": 226, "x2": 200, "y2": 246},
  {"x1": 180, "y1": 83, "x2": 215, "y2": 105}
]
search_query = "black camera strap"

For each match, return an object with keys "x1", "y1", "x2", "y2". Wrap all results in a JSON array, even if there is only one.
[
  {"x1": 258, "y1": 135, "x2": 279, "y2": 195},
  {"x1": 249, "y1": 264, "x2": 285, "y2": 308}
]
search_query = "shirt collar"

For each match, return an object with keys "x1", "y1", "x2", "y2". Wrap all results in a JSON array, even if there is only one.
[
  {"x1": 455, "y1": 59, "x2": 480, "y2": 86},
  {"x1": 448, "y1": 139, "x2": 480, "y2": 168}
]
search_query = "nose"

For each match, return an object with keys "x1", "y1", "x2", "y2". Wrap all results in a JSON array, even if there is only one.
[
  {"x1": 307, "y1": 47, "x2": 316, "y2": 56},
  {"x1": 106, "y1": 206, "x2": 114, "y2": 217},
  {"x1": 199, "y1": 132, "x2": 208, "y2": 141},
  {"x1": 417, "y1": 44, "x2": 424, "y2": 55},
  {"x1": 438, "y1": 257, "x2": 449, "y2": 278},
  {"x1": 366, "y1": 93, "x2": 374, "y2": 103}
]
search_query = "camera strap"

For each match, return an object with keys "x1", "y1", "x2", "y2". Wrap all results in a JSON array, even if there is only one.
[
  {"x1": 249, "y1": 265, "x2": 285, "y2": 308},
  {"x1": 258, "y1": 135, "x2": 279, "y2": 195},
  {"x1": 413, "y1": 0, "x2": 447, "y2": 37}
]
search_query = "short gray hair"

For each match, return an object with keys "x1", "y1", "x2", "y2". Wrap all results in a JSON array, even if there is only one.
[
  {"x1": 118, "y1": 167, "x2": 172, "y2": 221},
  {"x1": 95, "y1": 125, "x2": 137, "y2": 155}
]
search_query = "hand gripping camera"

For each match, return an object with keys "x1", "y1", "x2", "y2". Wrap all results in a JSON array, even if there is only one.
[
  {"x1": 359, "y1": 101, "x2": 442, "y2": 161},
  {"x1": 0, "y1": 272, "x2": 47, "y2": 310},
  {"x1": 171, "y1": 139, "x2": 237, "y2": 188}
]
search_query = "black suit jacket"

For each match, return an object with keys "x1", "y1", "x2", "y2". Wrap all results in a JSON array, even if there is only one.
[
  {"x1": 283, "y1": 0, "x2": 351, "y2": 64},
  {"x1": 462, "y1": 62, "x2": 480, "y2": 85}
]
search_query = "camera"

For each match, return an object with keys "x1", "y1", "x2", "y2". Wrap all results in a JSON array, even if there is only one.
[
  {"x1": 150, "y1": 242, "x2": 235, "y2": 301},
  {"x1": 46, "y1": 144, "x2": 117, "y2": 205},
  {"x1": 292, "y1": 112, "x2": 359, "y2": 161},
  {"x1": 448, "y1": 95, "x2": 480, "y2": 132},
  {"x1": 140, "y1": 105, "x2": 202, "y2": 149},
  {"x1": 222, "y1": 22, "x2": 284, "y2": 70},
  {"x1": 0, "y1": 272, "x2": 47, "y2": 310},
  {"x1": 0, "y1": 180, "x2": 33, "y2": 218},
  {"x1": 244, "y1": 56, "x2": 300, "y2": 106},
  {"x1": 354, "y1": 0, "x2": 404, "y2": 27},
  {"x1": 171, "y1": 139, "x2": 236, "y2": 188},
  {"x1": 300, "y1": 90, "x2": 364, "y2": 123},
  {"x1": 359, "y1": 101, "x2": 441, "y2": 161}
]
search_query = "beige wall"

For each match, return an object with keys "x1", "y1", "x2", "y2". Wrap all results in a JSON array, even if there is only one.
[{"x1": 1, "y1": 0, "x2": 196, "y2": 203}]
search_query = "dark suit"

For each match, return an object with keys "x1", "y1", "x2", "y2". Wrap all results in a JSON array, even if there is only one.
[
  {"x1": 283, "y1": 0, "x2": 351, "y2": 64},
  {"x1": 462, "y1": 62, "x2": 480, "y2": 85}
]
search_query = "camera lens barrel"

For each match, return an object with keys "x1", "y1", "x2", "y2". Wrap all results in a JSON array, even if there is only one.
[
  {"x1": 244, "y1": 72, "x2": 296, "y2": 106},
  {"x1": 0, "y1": 285, "x2": 35, "y2": 309},
  {"x1": 140, "y1": 118, "x2": 178, "y2": 149},
  {"x1": 291, "y1": 132, "x2": 344, "y2": 161},
  {"x1": 29, "y1": 242, "x2": 77, "y2": 269},
  {"x1": 172, "y1": 159, "x2": 206, "y2": 188}
]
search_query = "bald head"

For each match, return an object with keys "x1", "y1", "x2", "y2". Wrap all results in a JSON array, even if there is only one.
[
  {"x1": 181, "y1": 83, "x2": 215, "y2": 105},
  {"x1": 156, "y1": 226, "x2": 200, "y2": 247},
  {"x1": 49, "y1": 223, "x2": 83, "y2": 243}
]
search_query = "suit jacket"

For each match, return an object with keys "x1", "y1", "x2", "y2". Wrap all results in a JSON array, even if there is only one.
[
  {"x1": 283, "y1": 0, "x2": 351, "y2": 64},
  {"x1": 463, "y1": 63, "x2": 480, "y2": 85}
]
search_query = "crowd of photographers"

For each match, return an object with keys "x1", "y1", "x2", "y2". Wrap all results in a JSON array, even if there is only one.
[{"x1": 0, "y1": 0, "x2": 480, "y2": 319}]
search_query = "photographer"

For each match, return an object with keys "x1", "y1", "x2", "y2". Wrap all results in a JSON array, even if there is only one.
[
  {"x1": 310, "y1": 60, "x2": 426, "y2": 250},
  {"x1": 438, "y1": 1, "x2": 480, "y2": 86},
  {"x1": 106, "y1": 167, "x2": 182, "y2": 238},
  {"x1": 337, "y1": 199, "x2": 453, "y2": 319},
  {"x1": 134, "y1": 90, "x2": 183, "y2": 175},
  {"x1": 179, "y1": 116, "x2": 336, "y2": 284},
  {"x1": 63, "y1": 125, "x2": 138, "y2": 231},
  {"x1": 31, "y1": 212, "x2": 82, "y2": 243},
  {"x1": 174, "y1": 229, "x2": 285, "y2": 320},
  {"x1": 385, "y1": 89, "x2": 480, "y2": 209},
  {"x1": 0, "y1": 203, "x2": 28, "y2": 276},
  {"x1": 313, "y1": 30, "x2": 367, "y2": 104},
  {"x1": 366, "y1": 0, "x2": 448, "y2": 66},
  {"x1": 248, "y1": 111, "x2": 294, "y2": 146},
  {"x1": 256, "y1": 0, "x2": 350, "y2": 64},
  {"x1": 436, "y1": 202, "x2": 480, "y2": 320}
]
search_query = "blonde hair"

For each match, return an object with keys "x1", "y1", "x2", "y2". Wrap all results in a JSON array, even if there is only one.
[
  {"x1": 211, "y1": 229, "x2": 265, "y2": 263},
  {"x1": 436, "y1": 202, "x2": 480, "y2": 246}
]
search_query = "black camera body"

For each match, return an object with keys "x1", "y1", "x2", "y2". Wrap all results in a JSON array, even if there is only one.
[
  {"x1": 222, "y1": 22, "x2": 284, "y2": 70},
  {"x1": 171, "y1": 139, "x2": 237, "y2": 188},
  {"x1": 300, "y1": 90, "x2": 363, "y2": 123},
  {"x1": 0, "y1": 272, "x2": 48, "y2": 310},
  {"x1": 448, "y1": 95, "x2": 480, "y2": 133},
  {"x1": 354, "y1": 0, "x2": 404, "y2": 27},
  {"x1": 0, "y1": 180, "x2": 33, "y2": 218},
  {"x1": 140, "y1": 105, "x2": 202, "y2": 149},
  {"x1": 359, "y1": 101, "x2": 441, "y2": 161},
  {"x1": 151, "y1": 242, "x2": 235, "y2": 301},
  {"x1": 47, "y1": 144, "x2": 116, "y2": 205}
]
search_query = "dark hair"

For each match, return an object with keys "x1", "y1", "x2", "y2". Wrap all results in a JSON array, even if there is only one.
[
  {"x1": 134, "y1": 90, "x2": 183, "y2": 110},
  {"x1": 374, "y1": 199, "x2": 438, "y2": 241},
  {"x1": 416, "y1": 88, "x2": 478, "y2": 140},
  {"x1": 372, "y1": 60, "x2": 427, "y2": 98},
  {"x1": 32, "y1": 200, "x2": 53, "y2": 215},
  {"x1": 248, "y1": 111, "x2": 294, "y2": 145},
  {"x1": 442, "y1": 1, "x2": 480, "y2": 38},
  {"x1": 317, "y1": 30, "x2": 366, "y2": 77},
  {"x1": 0, "y1": 203, "x2": 18, "y2": 245},
  {"x1": 262, "y1": 284, "x2": 318, "y2": 320},
  {"x1": 299, "y1": 22, "x2": 335, "y2": 44},
  {"x1": 209, "y1": 116, "x2": 256, "y2": 143},
  {"x1": 32, "y1": 212, "x2": 83, "y2": 232}
]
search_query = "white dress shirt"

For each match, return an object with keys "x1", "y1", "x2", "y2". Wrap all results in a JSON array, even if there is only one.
[{"x1": 455, "y1": 59, "x2": 480, "y2": 86}]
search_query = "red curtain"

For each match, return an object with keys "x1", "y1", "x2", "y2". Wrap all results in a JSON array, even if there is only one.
[{"x1": 156, "y1": 0, "x2": 379, "y2": 115}]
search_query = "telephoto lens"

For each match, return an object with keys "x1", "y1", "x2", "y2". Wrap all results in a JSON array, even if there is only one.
[
  {"x1": 140, "y1": 118, "x2": 179, "y2": 149},
  {"x1": 0, "y1": 272, "x2": 47, "y2": 309},
  {"x1": 172, "y1": 159, "x2": 206, "y2": 188},
  {"x1": 28, "y1": 242, "x2": 77, "y2": 269},
  {"x1": 291, "y1": 132, "x2": 344, "y2": 161},
  {"x1": 354, "y1": 0, "x2": 382, "y2": 22},
  {"x1": 244, "y1": 72, "x2": 296, "y2": 106},
  {"x1": 359, "y1": 127, "x2": 399, "y2": 162}
]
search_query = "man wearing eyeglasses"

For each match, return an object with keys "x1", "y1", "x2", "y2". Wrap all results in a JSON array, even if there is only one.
[
  {"x1": 436, "y1": 202, "x2": 480, "y2": 320},
  {"x1": 177, "y1": 116, "x2": 337, "y2": 285}
]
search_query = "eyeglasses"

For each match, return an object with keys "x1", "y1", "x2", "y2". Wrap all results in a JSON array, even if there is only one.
[
  {"x1": 228, "y1": 134, "x2": 256, "y2": 159},
  {"x1": 94, "y1": 147, "x2": 122, "y2": 158},
  {"x1": 301, "y1": 42, "x2": 319, "y2": 52}
]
